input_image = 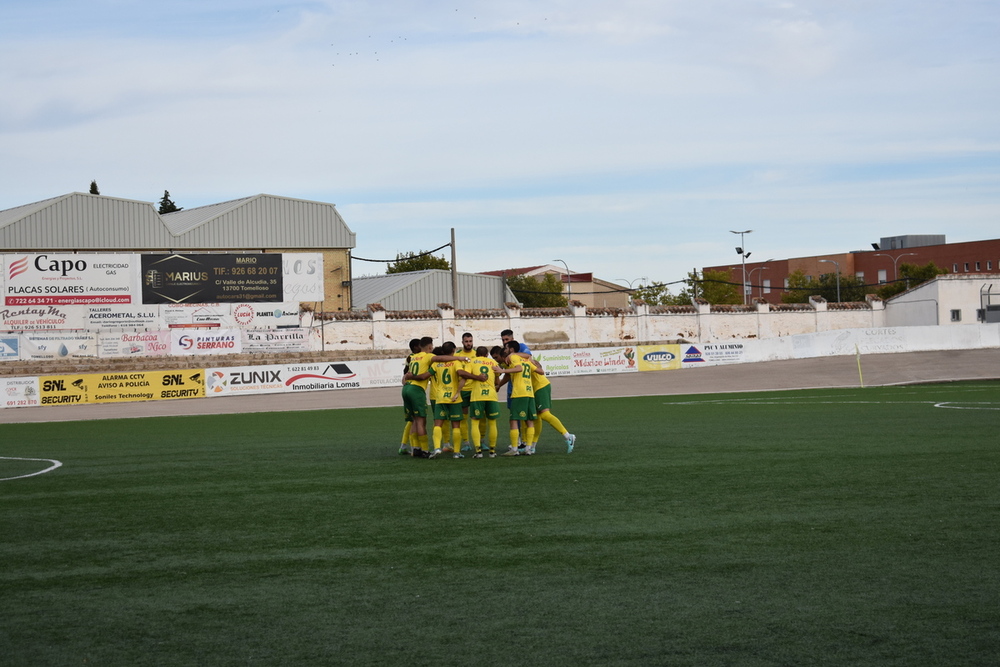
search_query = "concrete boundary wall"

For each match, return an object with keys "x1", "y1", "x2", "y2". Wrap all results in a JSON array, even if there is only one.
[{"x1": 3, "y1": 323, "x2": 997, "y2": 412}]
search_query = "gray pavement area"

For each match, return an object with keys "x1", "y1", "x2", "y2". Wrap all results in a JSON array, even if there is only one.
[{"x1": 1, "y1": 348, "x2": 997, "y2": 424}]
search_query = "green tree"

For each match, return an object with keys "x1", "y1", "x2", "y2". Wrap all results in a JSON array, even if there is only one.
[
  {"x1": 158, "y1": 190, "x2": 182, "y2": 214},
  {"x1": 89, "y1": 180, "x2": 100, "y2": 195},
  {"x1": 632, "y1": 278, "x2": 694, "y2": 306},
  {"x1": 506, "y1": 273, "x2": 568, "y2": 308},
  {"x1": 876, "y1": 262, "x2": 948, "y2": 300},
  {"x1": 693, "y1": 269, "x2": 742, "y2": 304},
  {"x1": 386, "y1": 251, "x2": 450, "y2": 274},
  {"x1": 782, "y1": 269, "x2": 869, "y2": 303}
]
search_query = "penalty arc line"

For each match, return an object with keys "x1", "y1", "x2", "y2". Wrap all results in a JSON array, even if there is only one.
[{"x1": 0, "y1": 456, "x2": 63, "y2": 482}]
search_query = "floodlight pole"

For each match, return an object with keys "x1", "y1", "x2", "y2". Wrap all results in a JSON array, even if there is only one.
[{"x1": 730, "y1": 229, "x2": 753, "y2": 305}]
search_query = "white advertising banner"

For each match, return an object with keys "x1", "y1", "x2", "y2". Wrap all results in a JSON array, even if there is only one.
[
  {"x1": 533, "y1": 349, "x2": 574, "y2": 377},
  {"x1": 0, "y1": 334, "x2": 20, "y2": 361},
  {"x1": 205, "y1": 357, "x2": 406, "y2": 398},
  {"x1": 565, "y1": 346, "x2": 638, "y2": 375},
  {"x1": 206, "y1": 364, "x2": 289, "y2": 396},
  {"x1": 241, "y1": 328, "x2": 321, "y2": 353},
  {"x1": 3, "y1": 253, "x2": 140, "y2": 306},
  {"x1": 354, "y1": 357, "x2": 407, "y2": 388},
  {"x1": 84, "y1": 305, "x2": 162, "y2": 330},
  {"x1": 231, "y1": 302, "x2": 302, "y2": 330},
  {"x1": 679, "y1": 342, "x2": 749, "y2": 366},
  {"x1": 21, "y1": 332, "x2": 99, "y2": 359},
  {"x1": 282, "y1": 254, "x2": 325, "y2": 302},
  {"x1": 170, "y1": 329, "x2": 242, "y2": 356},
  {"x1": 162, "y1": 303, "x2": 230, "y2": 328},
  {"x1": 99, "y1": 331, "x2": 171, "y2": 358},
  {"x1": 1, "y1": 376, "x2": 40, "y2": 408},
  {"x1": 0, "y1": 304, "x2": 85, "y2": 330}
]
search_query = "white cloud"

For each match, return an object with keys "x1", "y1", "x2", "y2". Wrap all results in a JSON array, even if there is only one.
[{"x1": 1, "y1": 0, "x2": 997, "y2": 285}]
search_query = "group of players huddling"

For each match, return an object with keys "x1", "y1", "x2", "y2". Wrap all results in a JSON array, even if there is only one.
[{"x1": 400, "y1": 329, "x2": 576, "y2": 459}]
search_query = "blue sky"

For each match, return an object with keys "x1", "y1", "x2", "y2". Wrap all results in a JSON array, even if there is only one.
[{"x1": 2, "y1": 1, "x2": 998, "y2": 291}]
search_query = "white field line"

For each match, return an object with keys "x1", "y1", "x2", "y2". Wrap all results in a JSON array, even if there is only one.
[
  {"x1": 664, "y1": 398, "x2": 1000, "y2": 410},
  {"x1": 934, "y1": 402, "x2": 1000, "y2": 411},
  {"x1": 0, "y1": 457, "x2": 63, "y2": 482}
]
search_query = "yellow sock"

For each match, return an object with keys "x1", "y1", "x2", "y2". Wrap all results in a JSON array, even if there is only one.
[
  {"x1": 488, "y1": 421, "x2": 498, "y2": 452},
  {"x1": 541, "y1": 411, "x2": 568, "y2": 436},
  {"x1": 510, "y1": 428, "x2": 520, "y2": 449},
  {"x1": 525, "y1": 425, "x2": 535, "y2": 447},
  {"x1": 401, "y1": 423, "x2": 411, "y2": 446},
  {"x1": 471, "y1": 420, "x2": 482, "y2": 452},
  {"x1": 533, "y1": 418, "x2": 543, "y2": 445},
  {"x1": 451, "y1": 425, "x2": 461, "y2": 452},
  {"x1": 432, "y1": 426, "x2": 443, "y2": 450},
  {"x1": 460, "y1": 419, "x2": 469, "y2": 443}
]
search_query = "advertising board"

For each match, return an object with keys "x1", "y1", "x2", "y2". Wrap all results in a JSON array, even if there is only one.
[
  {"x1": 141, "y1": 253, "x2": 283, "y2": 304},
  {"x1": 4, "y1": 253, "x2": 139, "y2": 306}
]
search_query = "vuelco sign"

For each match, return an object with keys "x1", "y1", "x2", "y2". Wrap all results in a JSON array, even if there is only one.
[
  {"x1": 141, "y1": 254, "x2": 283, "y2": 304},
  {"x1": 4, "y1": 254, "x2": 140, "y2": 306}
]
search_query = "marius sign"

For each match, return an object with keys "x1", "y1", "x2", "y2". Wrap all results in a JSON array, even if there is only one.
[{"x1": 141, "y1": 254, "x2": 283, "y2": 304}]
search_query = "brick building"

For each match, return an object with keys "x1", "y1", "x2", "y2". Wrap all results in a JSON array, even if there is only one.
[{"x1": 704, "y1": 235, "x2": 1000, "y2": 305}]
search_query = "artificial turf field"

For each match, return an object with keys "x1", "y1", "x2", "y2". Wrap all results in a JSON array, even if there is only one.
[{"x1": 2, "y1": 382, "x2": 999, "y2": 666}]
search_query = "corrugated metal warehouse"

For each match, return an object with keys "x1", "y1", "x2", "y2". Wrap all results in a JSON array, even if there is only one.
[
  {"x1": 351, "y1": 270, "x2": 517, "y2": 311},
  {"x1": 0, "y1": 192, "x2": 356, "y2": 311}
]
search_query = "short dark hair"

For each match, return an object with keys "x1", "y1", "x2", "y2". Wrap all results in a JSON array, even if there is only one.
[
  {"x1": 419, "y1": 336, "x2": 434, "y2": 348},
  {"x1": 476, "y1": 346, "x2": 489, "y2": 357},
  {"x1": 442, "y1": 341, "x2": 456, "y2": 353},
  {"x1": 490, "y1": 345, "x2": 504, "y2": 357},
  {"x1": 408, "y1": 338, "x2": 421, "y2": 353},
  {"x1": 500, "y1": 329, "x2": 514, "y2": 338},
  {"x1": 504, "y1": 340, "x2": 520, "y2": 353},
  {"x1": 462, "y1": 332, "x2": 473, "y2": 339}
]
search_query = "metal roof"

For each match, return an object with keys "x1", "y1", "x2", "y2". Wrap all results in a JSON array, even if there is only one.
[
  {"x1": 0, "y1": 192, "x2": 355, "y2": 250},
  {"x1": 351, "y1": 270, "x2": 517, "y2": 311}
]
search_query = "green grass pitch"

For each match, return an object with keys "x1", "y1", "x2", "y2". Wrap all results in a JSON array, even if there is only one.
[{"x1": 2, "y1": 382, "x2": 999, "y2": 666}]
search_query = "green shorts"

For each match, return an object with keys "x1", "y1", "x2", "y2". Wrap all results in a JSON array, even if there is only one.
[
  {"x1": 402, "y1": 384, "x2": 427, "y2": 420},
  {"x1": 470, "y1": 400, "x2": 500, "y2": 420},
  {"x1": 534, "y1": 385, "x2": 552, "y2": 412},
  {"x1": 509, "y1": 396, "x2": 537, "y2": 421},
  {"x1": 434, "y1": 401, "x2": 464, "y2": 422},
  {"x1": 461, "y1": 390, "x2": 472, "y2": 408}
]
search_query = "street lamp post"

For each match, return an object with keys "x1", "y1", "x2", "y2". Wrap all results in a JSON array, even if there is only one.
[
  {"x1": 873, "y1": 252, "x2": 918, "y2": 283},
  {"x1": 553, "y1": 259, "x2": 571, "y2": 302},
  {"x1": 747, "y1": 266, "x2": 769, "y2": 299},
  {"x1": 730, "y1": 230, "x2": 753, "y2": 305},
  {"x1": 819, "y1": 259, "x2": 841, "y2": 302}
]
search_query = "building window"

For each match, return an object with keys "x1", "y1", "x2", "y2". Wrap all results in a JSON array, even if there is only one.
[
  {"x1": 964, "y1": 263, "x2": 970, "y2": 272},
  {"x1": 989, "y1": 261, "x2": 993, "y2": 270},
  {"x1": 951, "y1": 309, "x2": 962, "y2": 322},
  {"x1": 976, "y1": 262, "x2": 981, "y2": 271},
  {"x1": 763, "y1": 279, "x2": 771, "y2": 294},
  {"x1": 878, "y1": 269, "x2": 887, "y2": 284},
  {"x1": 953, "y1": 263, "x2": 959, "y2": 272}
]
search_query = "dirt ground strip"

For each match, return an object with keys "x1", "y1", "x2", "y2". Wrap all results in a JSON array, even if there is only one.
[{"x1": 1, "y1": 348, "x2": 997, "y2": 424}]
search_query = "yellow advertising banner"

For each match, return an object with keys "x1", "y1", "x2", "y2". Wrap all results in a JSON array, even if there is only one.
[
  {"x1": 39, "y1": 369, "x2": 205, "y2": 405},
  {"x1": 636, "y1": 345, "x2": 682, "y2": 371}
]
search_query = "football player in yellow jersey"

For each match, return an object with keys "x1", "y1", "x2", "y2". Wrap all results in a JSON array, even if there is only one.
[
  {"x1": 526, "y1": 355, "x2": 576, "y2": 454},
  {"x1": 402, "y1": 337, "x2": 468, "y2": 458},
  {"x1": 429, "y1": 342, "x2": 468, "y2": 458},
  {"x1": 494, "y1": 340, "x2": 537, "y2": 456},
  {"x1": 458, "y1": 346, "x2": 502, "y2": 458},
  {"x1": 398, "y1": 338, "x2": 421, "y2": 455},
  {"x1": 457, "y1": 332, "x2": 476, "y2": 452}
]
